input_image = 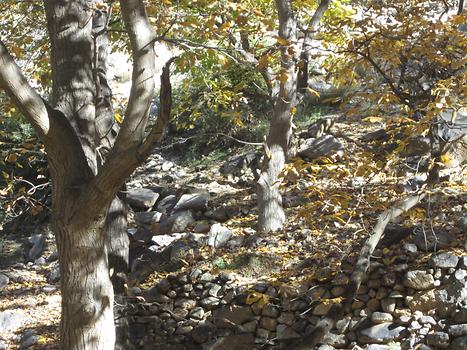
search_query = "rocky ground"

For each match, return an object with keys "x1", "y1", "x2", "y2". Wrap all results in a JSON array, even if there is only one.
[{"x1": 0, "y1": 115, "x2": 466, "y2": 350}]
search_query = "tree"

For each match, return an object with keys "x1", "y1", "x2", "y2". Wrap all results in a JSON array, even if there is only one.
[
  {"x1": 0, "y1": 0, "x2": 172, "y2": 348},
  {"x1": 256, "y1": 0, "x2": 332, "y2": 232}
]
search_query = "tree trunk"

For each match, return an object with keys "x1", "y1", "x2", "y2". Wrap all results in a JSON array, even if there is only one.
[
  {"x1": 55, "y1": 216, "x2": 115, "y2": 350},
  {"x1": 257, "y1": 0, "x2": 297, "y2": 232}
]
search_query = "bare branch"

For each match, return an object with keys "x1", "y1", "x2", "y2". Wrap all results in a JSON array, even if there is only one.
[{"x1": 0, "y1": 40, "x2": 50, "y2": 138}]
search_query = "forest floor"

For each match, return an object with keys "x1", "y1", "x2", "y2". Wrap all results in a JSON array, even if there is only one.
[{"x1": 0, "y1": 114, "x2": 466, "y2": 349}]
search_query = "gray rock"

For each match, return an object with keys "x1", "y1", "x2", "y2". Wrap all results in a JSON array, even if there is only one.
[
  {"x1": 47, "y1": 263, "x2": 60, "y2": 284},
  {"x1": 0, "y1": 310, "x2": 27, "y2": 332},
  {"x1": 206, "y1": 224, "x2": 232, "y2": 248},
  {"x1": 403, "y1": 243, "x2": 418, "y2": 253},
  {"x1": 199, "y1": 296, "x2": 220, "y2": 310},
  {"x1": 156, "y1": 194, "x2": 177, "y2": 214},
  {"x1": 259, "y1": 316, "x2": 277, "y2": 331},
  {"x1": 220, "y1": 152, "x2": 260, "y2": 177},
  {"x1": 173, "y1": 192, "x2": 209, "y2": 212},
  {"x1": 323, "y1": 332, "x2": 347, "y2": 348},
  {"x1": 150, "y1": 233, "x2": 186, "y2": 248},
  {"x1": 381, "y1": 298, "x2": 396, "y2": 313},
  {"x1": 0, "y1": 273, "x2": 9, "y2": 290},
  {"x1": 451, "y1": 336, "x2": 467, "y2": 350},
  {"x1": 404, "y1": 270, "x2": 436, "y2": 290},
  {"x1": 406, "y1": 279, "x2": 466, "y2": 318},
  {"x1": 413, "y1": 229, "x2": 455, "y2": 251},
  {"x1": 427, "y1": 332, "x2": 450, "y2": 348},
  {"x1": 366, "y1": 346, "x2": 390, "y2": 350},
  {"x1": 204, "y1": 207, "x2": 237, "y2": 222},
  {"x1": 278, "y1": 312, "x2": 295, "y2": 325},
  {"x1": 459, "y1": 216, "x2": 467, "y2": 233},
  {"x1": 154, "y1": 210, "x2": 195, "y2": 234},
  {"x1": 175, "y1": 324, "x2": 193, "y2": 335},
  {"x1": 189, "y1": 307, "x2": 205, "y2": 320},
  {"x1": 449, "y1": 324, "x2": 467, "y2": 337},
  {"x1": 193, "y1": 221, "x2": 211, "y2": 233},
  {"x1": 128, "y1": 228, "x2": 153, "y2": 243},
  {"x1": 431, "y1": 252, "x2": 459, "y2": 269},
  {"x1": 174, "y1": 298, "x2": 196, "y2": 310},
  {"x1": 213, "y1": 305, "x2": 253, "y2": 326},
  {"x1": 161, "y1": 161, "x2": 174, "y2": 171},
  {"x1": 0, "y1": 340, "x2": 6, "y2": 350},
  {"x1": 359, "y1": 323, "x2": 406, "y2": 343},
  {"x1": 298, "y1": 135, "x2": 344, "y2": 160},
  {"x1": 192, "y1": 323, "x2": 217, "y2": 344},
  {"x1": 371, "y1": 312, "x2": 393, "y2": 324},
  {"x1": 262, "y1": 304, "x2": 280, "y2": 318},
  {"x1": 126, "y1": 188, "x2": 159, "y2": 208},
  {"x1": 28, "y1": 234, "x2": 46, "y2": 261},
  {"x1": 134, "y1": 211, "x2": 163, "y2": 226}
]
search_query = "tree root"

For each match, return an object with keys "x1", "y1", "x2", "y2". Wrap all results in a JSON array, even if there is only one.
[{"x1": 291, "y1": 192, "x2": 426, "y2": 349}]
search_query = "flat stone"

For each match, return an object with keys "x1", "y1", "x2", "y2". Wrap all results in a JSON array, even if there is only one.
[
  {"x1": 404, "y1": 270, "x2": 435, "y2": 290},
  {"x1": 431, "y1": 252, "x2": 459, "y2": 269},
  {"x1": 173, "y1": 192, "x2": 209, "y2": 212},
  {"x1": 426, "y1": 331, "x2": 450, "y2": 348},
  {"x1": 206, "y1": 224, "x2": 232, "y2": 248},
  {"x1": 193, "y1": 221, "x2": 210, "y2": 233},
  {"x1": 359, "y1": 323, "x2": 406, "y2": 344},
  {"x1": 199, "y1": 296, "x2": 220, "y2": 310},
  {"x1": 276, "y1": 324, "x2": 301, "y2": 340},
  {"x1": 449, "y1": 324, "x2": 467, "y2": 337},
  {"x1": 371, "y1": 312, "x2": 393, "y2": 324},
  {"x1": 134, "y1": 211, "x2": 163, "y2": 226},
  {"x1": 298, "y1": 135, "x2": 344, "y2": 160},
  {"x1": 213, "y1": 305, "x2": 253, "y2": 326},
  {"x1": 126, "y1": 188, "x2": 159, "y2": 208}
]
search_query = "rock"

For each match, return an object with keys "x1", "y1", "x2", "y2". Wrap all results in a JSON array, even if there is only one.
[
  {"x1": 174, "y1": 298, "x2": 196, "y2": 310},
  {"x1": 413, "y1": 229, "x2": 455, "y2": 251},
  {"x1": 213, "y1": 305, "x2": 254, "y2": 326},
  {"x1": 0, "y1": 340, "x2": 6, "y2": 350},
  {"x1": 431, "y1": 252, "x2": 459, "y2": 269},
  {"x1": 404, "y1": 270, "x2": 435, "y2": 290},
  {"x1": 366, "y1": 346, "x2": 390, "y2": 350},
  {"x1": 0, "y1": 310, "x2": 27, "y2": 332},
  {"x1": 204, "y1": 206, "x2": 237, "y2": 222},
  {"x1": 451, "y1": 336, "x2": 467, "y2": 350},
  {"x1": 381, "y1": 298, "x2": 396, "y2": 313},
  {"x1": 298, "y1": 135, "x2": 344, "y2": 160},
  {"x1": 323, "y1": 332, "x2": 347, "y2": 348},
  {"x1": 134, "y1": 211, "x2": 163, "y2": 226},
  {"x1": 153, "y1": 210, "x2": 195, "y2": 234},
  {"x1": 207, "y1": 334, "x2": 255, "y2": 350},
  {"x1": 459, "y1": 216, "x2": 467, "y2": 233},
  {"x1": 276, "y1": 324, "x2": 300, "y2": 340},
  {"x1": 278, "y1": 312, "x2": 295, "y2": 325},
  {"x1": 371, "y1": 312, "x2": 393, "y2": 324},
  {"x1": 126, "y1": 188, "x2": 159, "y2": 208},
  {"x1": 200, "y1": 272, "x2": 214, "y2": 282},
  {"x1": 161, "y1": 161, "x2": 174, "y2": 171},
  {"x1": 359, "y1": 323, "x2": 406, "y2": 344},
  {"x1": 262, "y1": 304, "x2": 280, "y2": 318},
  {"x1": 449, "y1": 324, "x2": 467, "y2": 337},
  {"x1": 175, "y1": 324, "x2": 193, "y2": 335},
  {"x1": 220, "y1": 152, "x2": 260, "y2": 177},
  {"x1": 403, "y1": 243, "x2": 418, "y2": 253},
  {"x1": 20, "y1": 330, "x2": 38, "y2": 350},
  {"x1": 128, "y1": 228, "x2": 153, "y2": 243},
  {"x1": 189, "y1": 307, "x2": 205, "y2": 320},
  {"x1": 193, "y1": 221, "x2": 211, "y2": 233},
  {"x1": 259, "y1": 317, "x2": 277, "y2": 331},
  {"x1": 454, "y1": 309, "x2": 467, "y2": 323},
  {"x1": 313, "y1": 302, "x2": 332, "y2": 316},
  {"x1": 156, "y1": 194, "x2": 177, "y2": 214},
  {"x1": 191, "y1": 323, "x2": 217, "y2": 344},
  {"x1": 150, "y1": 233, "x2": 186, "y2": 248},
  {"x1": 426, "y1": 332, "x2": 450, "y2": 348},
  {"x1": 173, "y1": 192, "x2": 209, "y2": 212},
  {"x1": 0, "y1": 273, "x2": 9, "y2": 290},
  {"x1": 242, "y1": 320, "x2": 257, "y2": 333},
  {"x1": 47, "y1": 263, "x2": 60, "y2": 284},
  {"x1": 28, "y1": 234, "x2": 46, "y2": 261},
  {"x1": 406, "y1": 280, "x2": 466, "y2": 317},
  {"x1": 199, "y1": 296, "x2": 220, "y2": 310},
  {"x1": 206, "y1": 224, "x2": 232, "y2": 248}
]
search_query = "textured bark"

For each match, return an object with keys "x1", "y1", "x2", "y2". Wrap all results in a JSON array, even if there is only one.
[
  {"x1": 54, "y1": 213, "x2": 115, "y2": 350},
  {"x1": 257, "y1": 0, "x2": 297, "y2": 232}
]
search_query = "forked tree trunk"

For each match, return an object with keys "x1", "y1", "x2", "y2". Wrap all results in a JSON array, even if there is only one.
[
  {"x1": 55, "y1": 216, "x2": 115, "y2": 349},
  {"x1": 257, "y1": 0, "x2": 297, "y2": 232}
]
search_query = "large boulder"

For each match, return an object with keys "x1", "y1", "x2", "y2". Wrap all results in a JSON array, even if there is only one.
[
  {"x1": 298, "y1": 135, "x2": 344, "y2": 160},
  {"x1": 206, "y1": 224, "x2": 233, "y2": 248},
  {"x1": 172, "y1": 192, "x2": 209, "y2": 212},
  {"x1": 125, "y1": 188, "x2": 159, "y2": 209}
]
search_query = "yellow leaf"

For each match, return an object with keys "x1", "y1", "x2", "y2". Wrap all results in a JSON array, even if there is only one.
[
  {"x1": 257, "y1": 54, "x2": 269, "y2": 69},
  {"x1": 276, "y1": 36, "x2": 289, "y2": 46},
  {"x1": 307, "y1": 88, "x2": 320, "y2": 97},
  {"x1": 115, "y1": 112, "x2": 123, "y2": 124}
]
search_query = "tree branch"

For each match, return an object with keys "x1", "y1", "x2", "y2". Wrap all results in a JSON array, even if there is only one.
[
  {"x1": 291, "y1": 192, "x2": 426, "y2": 349},
  {"x1": 0, "y1": 40, "x2": 50, "y2": 138}
]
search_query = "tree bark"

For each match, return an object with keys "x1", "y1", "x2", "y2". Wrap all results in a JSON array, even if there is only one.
[
  {"x1": 55, "y1": 215, "x2": 115, "y2": 350},
  {"x1": 257, "y1": 0, "x2": 297, "y2": 232}
]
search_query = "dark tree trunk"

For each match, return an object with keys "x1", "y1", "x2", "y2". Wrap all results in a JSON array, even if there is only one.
[{"x1": 257, "y1": 0, "x2": 298, "y2": 232}]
